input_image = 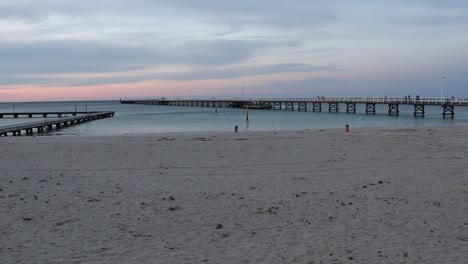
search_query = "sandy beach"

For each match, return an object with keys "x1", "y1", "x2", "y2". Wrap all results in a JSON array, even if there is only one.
[{"x1": 1, "y1": 126, "x2": 467, "y2": 263}]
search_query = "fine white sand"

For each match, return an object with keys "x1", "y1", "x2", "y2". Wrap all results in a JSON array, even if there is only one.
[{"x1": 1, "y1": 126, "x2": 468, "y2": 263}]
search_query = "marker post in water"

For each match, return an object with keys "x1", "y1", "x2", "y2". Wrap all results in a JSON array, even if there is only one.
[{"x1": 246, "y1": 105, "x2": 249, "y2": 121}]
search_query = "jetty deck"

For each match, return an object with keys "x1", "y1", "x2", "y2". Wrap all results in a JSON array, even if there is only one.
[
  {"x1": 121, "y1": 97, "x2": 468, "y2": 117},
  {"x1": 0, "y1": 111, "x2": 114, "y2": 137}
]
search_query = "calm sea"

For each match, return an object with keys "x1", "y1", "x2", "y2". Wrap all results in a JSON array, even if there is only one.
[{"x1": 1, "y1": 100, "x2": 467, "y2": 135}]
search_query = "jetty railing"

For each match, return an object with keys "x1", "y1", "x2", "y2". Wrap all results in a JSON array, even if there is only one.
[
  {"x1": 122, "y1": 97, "x2": 468, "y2": 105},
  {"x1": 0, "y1": 111, "x2": 101, "y2": 118}
]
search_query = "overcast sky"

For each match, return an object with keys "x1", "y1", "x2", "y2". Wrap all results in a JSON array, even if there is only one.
[{"x1": 1, "y1": 0, "x2": 467, "y2": 101}]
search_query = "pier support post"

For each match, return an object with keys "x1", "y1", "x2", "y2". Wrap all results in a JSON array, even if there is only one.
[
  {"x1": 346, "y1": 103, "x2": 356, "y2": 113},
  {"x1": 312, "y1": 103, "x2": 322, "y2": 112},
  {"x1": 365, "y1": 103, "x2": 376, "y2": 114},
  {"x1": 297, "y1": 102, "x2": 307, "y2": 111},
  {"x1": 413, "y1": 104, "x2": 425, "y2": 117},
  {"x1": 285, "y1": 102, "x2": 294, "y2": 111},
  {"x1": 442, "y1": 105, "x2": 455, "y2": 118},
  {"x1": 388, "y1": 104, "x2": 399, "y2": 115},
  {"x1": 328, "y1": 103, "x2": 339, "y2": 112}
]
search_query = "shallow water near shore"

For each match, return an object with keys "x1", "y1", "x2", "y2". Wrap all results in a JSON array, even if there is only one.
[{"x1": 1, "y1": 100, "x2": 468, "y2": 135}]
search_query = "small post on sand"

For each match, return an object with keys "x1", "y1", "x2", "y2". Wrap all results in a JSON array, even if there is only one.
[
  {"x1": 246, "y1": 106, "x2": 249, "y2": 121},
  {"x1": 345, "y1": 124, "x2": 350, "y2": 132},
  {"x1": 234, "y1": 125, "x2": 239, "y2": 133}
]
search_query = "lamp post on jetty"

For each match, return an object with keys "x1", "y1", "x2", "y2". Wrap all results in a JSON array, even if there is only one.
[
  {"x1": 345, "y1": 80, "x2": 349, "y2": 100},
  {"x1": 441, "y1": 76, "x2": 446, "y2": 100}
]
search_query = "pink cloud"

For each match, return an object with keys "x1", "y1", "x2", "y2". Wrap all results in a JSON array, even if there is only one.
[{"x1": 0, "y1": 71, "x2": 325, "y2": 102}]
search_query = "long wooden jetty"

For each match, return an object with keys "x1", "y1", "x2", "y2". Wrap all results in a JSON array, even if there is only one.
[
  {"x1": 0, "y1": 111, "x2": 114, "y2": 137},
  {"x1": 121, "y1": 97, "x2": 468, "y2": 118},
  {"x1": 0, "y1": 111, "x2": 101, "y2": 118}
]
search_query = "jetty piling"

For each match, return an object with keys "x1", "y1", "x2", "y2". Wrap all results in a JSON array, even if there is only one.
[
  {"x1": 346, "y1": 103, "x2": 356, "y2": 113},
  {"x1": 388, "y1": 104, "x2": 400, "y2": 115}
]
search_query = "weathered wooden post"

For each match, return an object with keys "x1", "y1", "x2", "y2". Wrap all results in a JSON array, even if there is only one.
[
  {"x1": 235, "y1": 125, "x2": 238, "y2": 133},
  {"x1": 246, "y1": 105, "x2": 249, "y2": 121},
  {"x1": 345, "y1": 124, "x2": 350, "y2": 132}
]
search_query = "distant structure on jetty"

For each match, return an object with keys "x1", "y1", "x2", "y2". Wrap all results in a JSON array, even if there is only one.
[{"x1": 121, "y1": 97, "x2": 468, "y2": 118}]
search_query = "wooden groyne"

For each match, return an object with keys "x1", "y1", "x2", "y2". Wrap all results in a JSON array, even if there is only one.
[
  {"x1": 0, "y1": 111, "x2": 114, "y2": 137},
  {"x1": 0, "y1": 111, "x2": 101, "y2": 118},
  {"x1": 121, "y1": 97, "x2": 468, "y2": 118}
]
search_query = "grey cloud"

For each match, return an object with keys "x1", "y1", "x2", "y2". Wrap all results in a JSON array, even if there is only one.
[
  {"x1": 0, "y1": 39, "x2": 262, "y2": 75},
  {"x1": 0, "y1": 0, "x2": 336, "y2": 32},
  {"x1": 1, "y1": 63, "x2": 338, "y2": 87},
  {"x1": 0, "y1": 4, "x2": 44, "y2": 21},
  {"x1": 0, "y1": 41, "x2": 156, "y2": 74},
  {"x1": 161, "y1": 63, "x2": 337, "y2": 81},
  {"x1": 71, "y1": 63, "x2": 338, "y2": 86},
  {"x1": 3, "y1": 0, "x2": 468, "y2": 28}
]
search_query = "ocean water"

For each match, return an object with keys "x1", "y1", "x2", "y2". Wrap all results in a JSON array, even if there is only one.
[{"x1": 1, "y1": 100, "x2": 468, "y2": 136}]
